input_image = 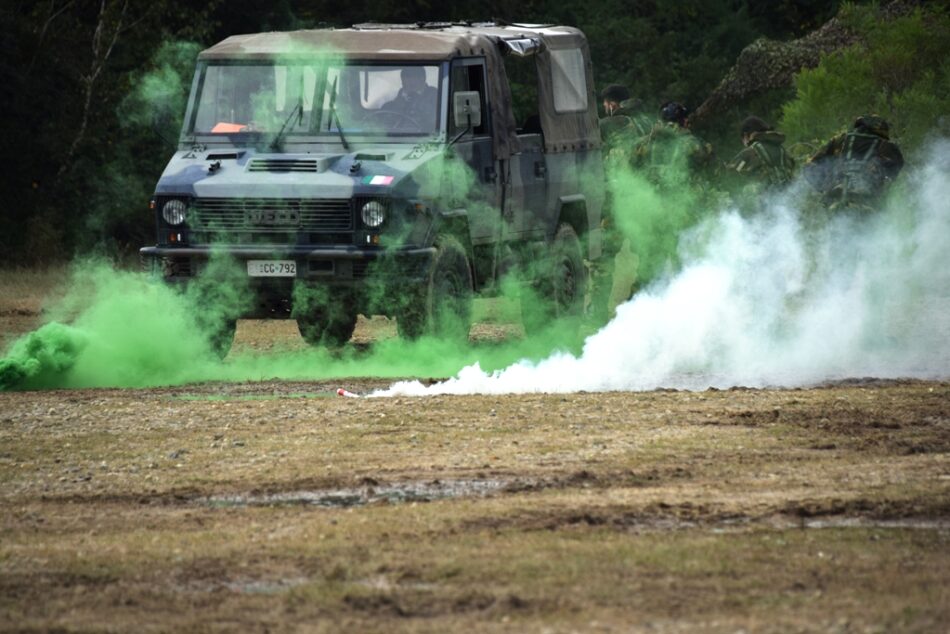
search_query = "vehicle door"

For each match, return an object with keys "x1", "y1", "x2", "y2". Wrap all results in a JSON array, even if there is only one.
[
  {"x1": 502, "y1": 53, "x2": 548, "y2": 237},
  {"x1": 446, "y1": 58, "x2": 502, "y2": 244}
]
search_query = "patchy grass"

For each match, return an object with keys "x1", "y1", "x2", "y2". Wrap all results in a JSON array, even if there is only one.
[
  {"x1": 0, "y1": 266, "x2": 67, "y2": 313},
  {"x1": 0, "y1": 268, "x2": 527, "y2": 358},
  {"x1": 0, "y1": 381, "x2": 948, "y2": 631},
  {"x1": 0, "y1": 266, "x2": 68, "y2": 350},
  {"x1": 0, "y1": 270, "x2": 947, "y2": 630}
]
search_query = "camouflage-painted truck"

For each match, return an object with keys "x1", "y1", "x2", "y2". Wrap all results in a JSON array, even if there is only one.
[{"x1": 141, "y1": 23, "x2": 605, "y2": 352}]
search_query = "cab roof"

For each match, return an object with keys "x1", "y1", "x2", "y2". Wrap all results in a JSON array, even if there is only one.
[
  {"x1": 197, "y1": 23, "x2": 600, "y2": 157},
  {"x1": 198, "y1": 23, "x2": 587, "y2": 61}
]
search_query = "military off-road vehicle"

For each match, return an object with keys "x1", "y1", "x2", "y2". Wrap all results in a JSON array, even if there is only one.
[{"x1": 141, "y1": 22, "x2": 605, "y2": 352}]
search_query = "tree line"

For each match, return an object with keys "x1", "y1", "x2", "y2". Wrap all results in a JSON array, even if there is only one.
[{"x1": 4, "y1": 0, "x2": 946, "y2": 265}]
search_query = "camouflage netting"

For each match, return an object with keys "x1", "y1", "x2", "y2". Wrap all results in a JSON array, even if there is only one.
[{"x1": 690, "y1": 0, "x2": 922, "y2": 129}]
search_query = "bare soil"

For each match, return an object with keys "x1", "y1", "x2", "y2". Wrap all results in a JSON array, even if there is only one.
[{"x1": 1, "y1": 279, "x2": 948, "y2": 633}]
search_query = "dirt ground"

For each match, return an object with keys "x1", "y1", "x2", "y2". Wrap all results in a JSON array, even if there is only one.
[{"x1": 1, "y1": 271, "x2": 949, "y2": 633}]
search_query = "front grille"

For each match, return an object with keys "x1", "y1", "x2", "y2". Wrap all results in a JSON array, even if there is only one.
[
  {"x1": 160, "y1": 257, "x2": 191, "y2": 278},
  {"x1": 189, "y1": 198, "x2": 353, "y2": 239},
  {"x1": 247, "y1": 158, "x2": 319, "y2": 172}
]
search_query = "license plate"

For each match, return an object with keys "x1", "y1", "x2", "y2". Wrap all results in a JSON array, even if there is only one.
[{"x1": 247, "y1": 260, "x2": 297, "y2": 277}]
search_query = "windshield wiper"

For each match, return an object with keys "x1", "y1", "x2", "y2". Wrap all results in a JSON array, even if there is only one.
[
  {"x1": 270, "y1": 99, "x2": 303, "y2": 150},
  {"x1": 327, "y1": 76, "x2": 349, "y2": 150}
]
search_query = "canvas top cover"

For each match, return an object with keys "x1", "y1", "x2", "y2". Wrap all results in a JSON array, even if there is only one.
[{"x1": 198, "y1": 23, "x2": 600, "y2": 156}]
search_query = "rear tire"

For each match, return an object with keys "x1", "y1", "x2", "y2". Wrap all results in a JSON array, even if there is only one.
[
  {"x1": 397, "y1": 236, "x2": 473, "y2": 341},
  {"x1": 521, "y1": 223, "x2": 587, "y2": 334}
]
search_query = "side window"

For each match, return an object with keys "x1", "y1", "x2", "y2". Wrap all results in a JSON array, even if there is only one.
[
  {"x1": 550, "y1": 48, "x2": 588, "y2": 113},
  {"x1": 450, "y1": 59, "x2": 489, "y2": 136},
  {"x1": 503, "y1": 54, "x2": 541, "y2": 134}
]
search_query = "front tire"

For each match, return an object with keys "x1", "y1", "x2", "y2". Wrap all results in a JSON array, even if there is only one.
[
  {"x1": 206, "y1": 319, "x2": 237, "y2": 358},
  {"x1": 293, "y1": 288, "x2": 358, "y2": 348},
  {"x1": 296, "y1": 312, "x2": 358, "y2": 348},
  {"x1": 397, "y1": 236, "x2": 473, "y2": 341}
]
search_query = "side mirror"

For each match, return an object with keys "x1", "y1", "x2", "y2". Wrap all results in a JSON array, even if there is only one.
[{"x1": 453, "y1": 91, "x2": 482, "y2": 130}]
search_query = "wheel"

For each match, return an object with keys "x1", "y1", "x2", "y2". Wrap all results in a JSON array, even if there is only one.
[
  {"x1": 183, "y1": 260, "x2": 248, "y2": 359},
  {"x1": 293, "y1": 288, "x2": 358, "y2": 348},
  {"x1": 192, "y1": 299, "x2": 237, "y2": 358},
  {"x1": 296, "y1": 312, "x2": 358, "y2": 348},
  {"x1": 206, "y1": 319, "x2": 237, "y2": 358},
  {"x1": 521, "y1": 223, "x2": 588, "y2": 334},
  {"x1": 397, "y1": 236, "x2": 473, "y2": 341}
]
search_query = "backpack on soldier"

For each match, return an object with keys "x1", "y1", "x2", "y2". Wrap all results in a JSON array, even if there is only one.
[
  {"x1": 749, "y1": 141, "x2": 794, "y2": 186},
  {"x1": 832, "y1": 132, "x2": 887, "y2": 200}
]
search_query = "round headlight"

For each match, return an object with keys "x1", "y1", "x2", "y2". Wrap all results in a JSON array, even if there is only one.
[
  {"x1": 361, "y1": 200, "x2": 386, "y2": 228},
  {"x1": 162, "y1": 199, "x2": 187, "y2": 226}
]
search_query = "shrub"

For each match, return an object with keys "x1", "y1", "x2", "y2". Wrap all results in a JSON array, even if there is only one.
[{"x1": 781, "y1": 4, "x2": 950, "y2": 155}]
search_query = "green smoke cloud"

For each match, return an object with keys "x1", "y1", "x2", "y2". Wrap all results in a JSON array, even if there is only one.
[
  {"x1": 0, "y1": 35, "x2": 732, "y2": 391},
  {"x1": 1, "y1": 261, "x2": 212, "y2": 389},
  {"x1": 0, "y1": 122, "x2": 721, "y2": 391},
  {"x1": 87, "y1": 41, "x2": 203, "y2": 257},
  {"x1": 0, "y1": 257, "x2": 591, "y2": 391},
  {"x1": 600, "y1": 122, "x2": 724, "y2": 299}
]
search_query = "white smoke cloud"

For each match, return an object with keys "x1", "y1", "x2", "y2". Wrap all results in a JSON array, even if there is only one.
[{"x1": 376, "y1": 139, "x2": 950, "y2": 397}]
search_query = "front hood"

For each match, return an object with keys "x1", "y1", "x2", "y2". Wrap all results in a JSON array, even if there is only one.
[{"x1": 155, "y1": 142, "x2": 449, "y2": 200}]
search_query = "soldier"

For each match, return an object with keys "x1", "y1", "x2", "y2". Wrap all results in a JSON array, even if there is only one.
[
  {"x1": 804, "y1": 115, "x2": 904, "y2": 211},
  {"x1": 593, "y1": 102, "x2": 718, "y2": 323},
  {"x1": 632, "y1": 101, "x2": 717, "y2": 187},
  {"x1": 599, "y1": 84, "x2": 652, "y2": 151},
  {"x1": 593, "y1": 85, "x2": 651, "y2": 326},
  {"x1": 599, "y1": 83, "x2": 632, "y2": 143},
  {"x1": 592, "y1": 84, "x2": 630, "y2": 325},
  {"x1": 380, "y1": 66, "x2": 439, "y2": 129},
  {"x1": 726, "y1": 116, "x2": 796, "y2": 209}
]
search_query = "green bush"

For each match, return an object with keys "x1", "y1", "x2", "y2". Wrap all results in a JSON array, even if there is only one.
[
  {"x1": 86, "y1": 41, "x2": 203, "y2": 259},
  {"x1": 781, "y1": 4, "x2": 950, "y2": 155}
]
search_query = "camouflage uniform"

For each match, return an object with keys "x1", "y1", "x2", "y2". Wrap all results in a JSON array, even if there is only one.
[
  {"x1": 600, "y1": 98, "x2": 652, "y2": 153},
  {"x1": 590, "y1": 118, "x2": 719, "y2": 323},
  {"x1": 593, "y1": 94, "x2": 655, "y2": 326},
  {"x1": 804, "y1": 116, "x2": 904, "y2": 212},
  {"x1": 726, "y1": 129, "x2": 796, "y2": 211},
  {"x1": 593, "y1": 91, "x2": 655, "y2": 325},
  {"x1": 630, "y1": 121, "x2": 717, "y2": 188},
  {"x1": 728, "y1": 130, "x2": 796, "y2": 188},
  {"x1": 606, "y1": 98, "x2": 653, "y2": 137}
]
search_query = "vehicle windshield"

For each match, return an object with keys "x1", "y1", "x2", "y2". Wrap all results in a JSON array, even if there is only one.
[{"x1": 190, "y1": 62, "x2": 442, "y2": 139}]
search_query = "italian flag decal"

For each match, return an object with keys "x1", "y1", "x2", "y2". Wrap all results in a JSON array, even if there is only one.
[{"x1": 362, "y1": 175, "x2": 394, "y2": 186}]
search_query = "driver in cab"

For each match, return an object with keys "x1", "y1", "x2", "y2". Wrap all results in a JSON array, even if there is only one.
[{"x1": 379, "y1": 66, "x2": 437, "y2": 130}]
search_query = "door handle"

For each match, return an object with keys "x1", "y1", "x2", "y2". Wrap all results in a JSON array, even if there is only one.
[{"x1": 534, "y1": 161, "x2": 547, "y2": 178}]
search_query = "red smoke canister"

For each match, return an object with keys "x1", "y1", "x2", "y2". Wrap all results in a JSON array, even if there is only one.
[{"x1": 337, "y1": 388, "x2": 359, "y2": 398}]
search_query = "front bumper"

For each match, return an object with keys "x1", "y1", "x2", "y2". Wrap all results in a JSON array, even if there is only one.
[{"x1": 140, "y1": 245, "x2": 435, "y2": 283}]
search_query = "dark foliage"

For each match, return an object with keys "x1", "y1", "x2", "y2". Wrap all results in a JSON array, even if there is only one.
[{"x1": 0, "y1": 0, "x2": 846, "y2": 264}]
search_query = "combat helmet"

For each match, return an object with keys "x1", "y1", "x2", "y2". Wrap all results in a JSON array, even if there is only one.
[
  {"x1": 740, "y1": 115, "x2": 772, "y2": 135},
  {"x1": 601, "y1": 84, "x2": 631, "y2": 103},
  {"x1": 853, "y1": 115, "x2": 890, "y2": 139},
  {"x1": 659, "y1": 101, "x2": 689, "y2": 126}
]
